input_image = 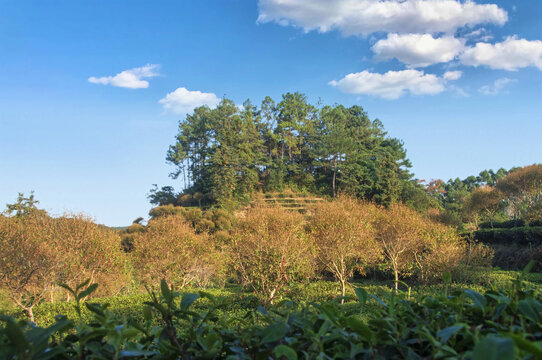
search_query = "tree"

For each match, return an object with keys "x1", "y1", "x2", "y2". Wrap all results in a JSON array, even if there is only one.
[
  {"x1": 3, "y1": 191, "x2": 45, "y2": 217},
  {"x1": 132, "y1": 215, "x2": 224, "y2": 288},
  {"x1": 373, "y1": 203, "x2": 425, "y2": 292},
  {"x1": 232, "y1": 206, "x2": 314, "y2": 303},
  {"x1": 464, "y1": 186, "x2": 503, "y2": 228},
  {"x1": 497, "y1": 164, "x2": 542, "y2": 221},
  {"x1": 308, "y1": 198, "x2": 380, "y2": 301},
  {"x1": 0, "y1": 214, "x2": 57, "y2": 322}
]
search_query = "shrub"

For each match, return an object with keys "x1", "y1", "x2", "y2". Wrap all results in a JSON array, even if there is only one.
[
  {"x1": 308, "y1": 198, "x2": 381, "y2": 299},
  {"x1": 480, "y1": 219, "x2": 525, "y2": 229},
  {"x1": 148, "y1": 204, "x2": 184, "y2": 218},
  {"x1": 473, "y1": 227, "x2": 542, "y2": 246},
  {"x1": 132, "y1": 215, "x2": 225, "y2": 289},
  {"x1": 529, "y1": 219, "x2": 542, "y2": 227},
  {"x1": 0, "y1": 213, "x2": 130, "y2": 322},
  {"x1": 232, "y1": 206, "x2": 315, "y2": 303}
]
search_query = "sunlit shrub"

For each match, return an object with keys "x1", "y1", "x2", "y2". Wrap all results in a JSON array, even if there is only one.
[
  {"x1": 232, "y1": 206, "x2": 315, "y2": 303},
  {"x1": 132, "y1": 215, "x2": 225, "y2": 288}
]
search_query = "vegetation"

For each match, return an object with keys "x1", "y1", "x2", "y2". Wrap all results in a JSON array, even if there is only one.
[{"x1": 3, "y1": 269, "x2": 542, "y2": 359}]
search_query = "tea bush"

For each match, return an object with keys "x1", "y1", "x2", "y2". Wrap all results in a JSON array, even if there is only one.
[{"x1": 3, "y1": 268, "x2": 542, "y2": 359}]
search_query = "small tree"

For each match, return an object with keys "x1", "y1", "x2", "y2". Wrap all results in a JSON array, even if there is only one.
[
  {"x1": 132, "y1": 215, "x2": 224, "y2": 288},
  {"x1": 0, "y1": 214, "x2": 58, "y2": 322},
  {"x1": 232, "y1": 206, "x2": 314, "y2": 304},
  {"x1": 308, "y1": 197, "x2": 380, "y2": 301},
  {"x1": 373, "y1": 203, "x2": 425, "y2": 292},
  {"x1": 464, "y1": 186, "x2": 503, "y2": 228}
]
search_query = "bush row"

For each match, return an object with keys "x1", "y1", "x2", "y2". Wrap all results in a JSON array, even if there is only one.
[
  {"x1": 0, "y1": 198, "x2": 492, "y2": 322},
  {"x1": 472, "y1": 226, "x2": 542, "y2": 246},
  {"x1": 3, "y1": 273, "x2": 542, "y2": 359}
]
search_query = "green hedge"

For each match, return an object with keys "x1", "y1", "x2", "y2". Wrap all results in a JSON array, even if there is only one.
[
  {"x1": 479, "y1": 219, "x2": 525, "y2": 229},
  {"x1": 472, "y1": 226, "x2": 542, "y2": 245}
]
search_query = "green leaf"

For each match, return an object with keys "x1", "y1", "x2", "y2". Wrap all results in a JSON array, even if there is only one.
[
  {"x1": 77, "y1": 283, "x2": 98, "y2": 300},
  {"x1": 180, "y1": 293, "x2": 200, "y2": 311},
  {"x1": 354, "y1": 288, "x2": 368, "y2": 305},
  {"x1": 274, "y1": 344, "x2": 298, "y2": 360},
  {"x1": 75, "y1": 278, "x2": 91, "y2": 292},
  {"x1": 261, "y1": 322, "x2": 289, "y2": 344},
  {"x1": 473, "y1": 335, "x2": 515, "y2": 360},
  {"x1": 518, "y1": 299, "x2": 542, "y2": 322},
  {"x1": 346, "y1": 316, "x2": 372, "y2": 341},
  {"x1": 437, "y1": 324, "x2": 465, "y2": 343},
  {"x1": 464, "y1": 289, "x2": 487, "y2": 312},
  {"x1": 443, "y1": 272, "x2": 452, "y2": 284},
  {"x1": 509, "y1": 333, "x2": 542, "y2": 358},
  {"x1": 2, "y1": 316, "x2": 29, "y2": 353},
  {"x1": 160, "y1": 279, "x2": 173, "y2": 304}
]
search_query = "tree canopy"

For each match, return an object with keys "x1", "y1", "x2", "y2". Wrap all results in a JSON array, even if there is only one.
[{"x1": 157, "y1": 93, "x2": 415, "y2": 207}]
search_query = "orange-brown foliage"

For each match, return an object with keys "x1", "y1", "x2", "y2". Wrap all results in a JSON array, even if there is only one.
[
  {"x1": 232, "y1": 206, "x2": 314, "y2": 303},
  {"x1": 132, "y1": 215, "x2": 225, "y2": 288}
]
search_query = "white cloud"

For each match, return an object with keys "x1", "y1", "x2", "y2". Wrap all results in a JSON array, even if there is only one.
[
  {"x1": 329, "y1": 69, "x2": 461, "y2": 99},
  {"x1": 443, "y1": 70, "x2": 462, "y2": 81},
  {"x1": 159, "y1": 87, "x2": 221, "y2": 114},
  {"x1": 372, "y1": 34, "x2": 465, "y2": 67},
  {"x1": 88, "y1": 64, "x2": 159, "y2": 89},
  {"x1": 462, "y1": 27, "x2": 493, "y2": 42},
  {"x1": 461, "y1": 36, "x2": 542, "y2": 70},
  {"x1": 257, "y1": 0, "x2": 507, "y2": 36},
  {"x1": 478, "y1": 77, "x2": 516, "y2": 95}
]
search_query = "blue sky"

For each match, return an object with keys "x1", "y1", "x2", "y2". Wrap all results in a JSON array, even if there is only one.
[{"x1": 1, "y1": 0, "x2": 541, "y2": 226}]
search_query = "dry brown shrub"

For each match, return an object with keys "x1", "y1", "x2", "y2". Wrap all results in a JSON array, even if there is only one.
[
  {"x1": 49, "y1": 214, "x2": 130, "y2": 298},
  {"x1": 232, "y1": 206, "x2": 315, "y2": 303},
  {"x1": 308, "y1": 197, "x2": 381, "y2": 299},
  {"x1": 0, "y1": 213, "x2": 130, "y2": 321},
  {"x1": 132, "y1": 215, "x2": 225, "y2": 289}
]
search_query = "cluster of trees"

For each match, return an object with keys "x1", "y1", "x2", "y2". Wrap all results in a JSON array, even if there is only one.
[
  {"x1": 425, "y1": 164, "x2": 542, "y2": 228},
  {"x1": 151, "y1": 92, "x2": 418, "y2": 207},
  {"x1": 0, "y1": 195, "x2": 491, "y2": 318}
]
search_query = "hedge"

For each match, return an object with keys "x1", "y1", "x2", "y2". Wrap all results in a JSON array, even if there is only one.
[{"x1": 471, "y1": 226, "x2": 542, "y2": 246}]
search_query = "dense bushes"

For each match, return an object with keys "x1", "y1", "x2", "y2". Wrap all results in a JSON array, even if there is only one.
[
  {"x1": 232, "y1": 206, "x2": 314, "y2": 303},
  {"x1": 132, "y1": 215, "x2": 226, "y2": 288},
  {"x1": 4, "y1": 274, "x2": 542, "y2": 359},
  {"x1": 473, "y1": 226, "x2": 542, "y2": 246},
  {"x1": 479, "y1": 219, "x2": 526, "y2": 229},
  {"x1": 0, "y1": 213, "x2": 129, "y2": 322},
  {"x1": 0, "y1": 198, "x2": 488, "y2": 318}
]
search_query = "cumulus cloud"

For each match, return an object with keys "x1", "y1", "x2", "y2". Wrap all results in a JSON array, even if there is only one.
[
  {"x1": 478, "y1": 77, "x2": 516, "y2": 95},
  {"x1": 159, "y1": 87, "x2": 221, "y2": 114},
  {"x1": 372, "y1": 34, "x2": 465, "y2": 67},
  {"x1": 88, "y1": 64, "x2": 159, "y2": 89},
  {"x1": 329, "y1": 69, "x2": 461, "y2": 99},
  {"x1": 257, "y1": 0, "x2": 507, "y2": 36},
  {"x1": 461, "y1": 36, "x2": 542, "y2": 70}
]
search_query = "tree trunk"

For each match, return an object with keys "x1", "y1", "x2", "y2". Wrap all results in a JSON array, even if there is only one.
[
  {"x1": 394, "y1": 268, "x2": 399, "y2": 294},
  {"x1": 26, "y1": 306, "x2": 35, "y2": 324},
  {"x1": 340, "y1": 278, "x2": 346, "y2": 304},
  {"x1": 332, "y1": 156, "x2": 337, "y2": 198}
]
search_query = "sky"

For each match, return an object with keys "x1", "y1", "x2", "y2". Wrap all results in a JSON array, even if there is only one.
[{"x1": 1, "y1": 0, "x2": 541, "y2": 226}]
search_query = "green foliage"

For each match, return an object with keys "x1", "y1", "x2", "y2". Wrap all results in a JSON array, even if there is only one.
[
  {"x1": 472, "y1": 226, "x2": 542, "y2": 245},
  {"x1": 161, "y1": 93, "x2": 415, "y2": 208},
  {"x1": 4, "y1": 271, "x2": 542, "y2": 359},
  {"x1": 480, "y1": 219, "x2": 526, "y2": 229}
]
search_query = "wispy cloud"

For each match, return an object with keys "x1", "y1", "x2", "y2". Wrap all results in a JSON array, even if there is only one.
[
  {"x1": 159, "y1": 87, "x2": 221, "y2": 114},
  {"x1": 478, "y1": 78, "x2": 517, "y2": 95},
  {"x1": 88, "y1": 64, "x2": 159, "y2": 89}
]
